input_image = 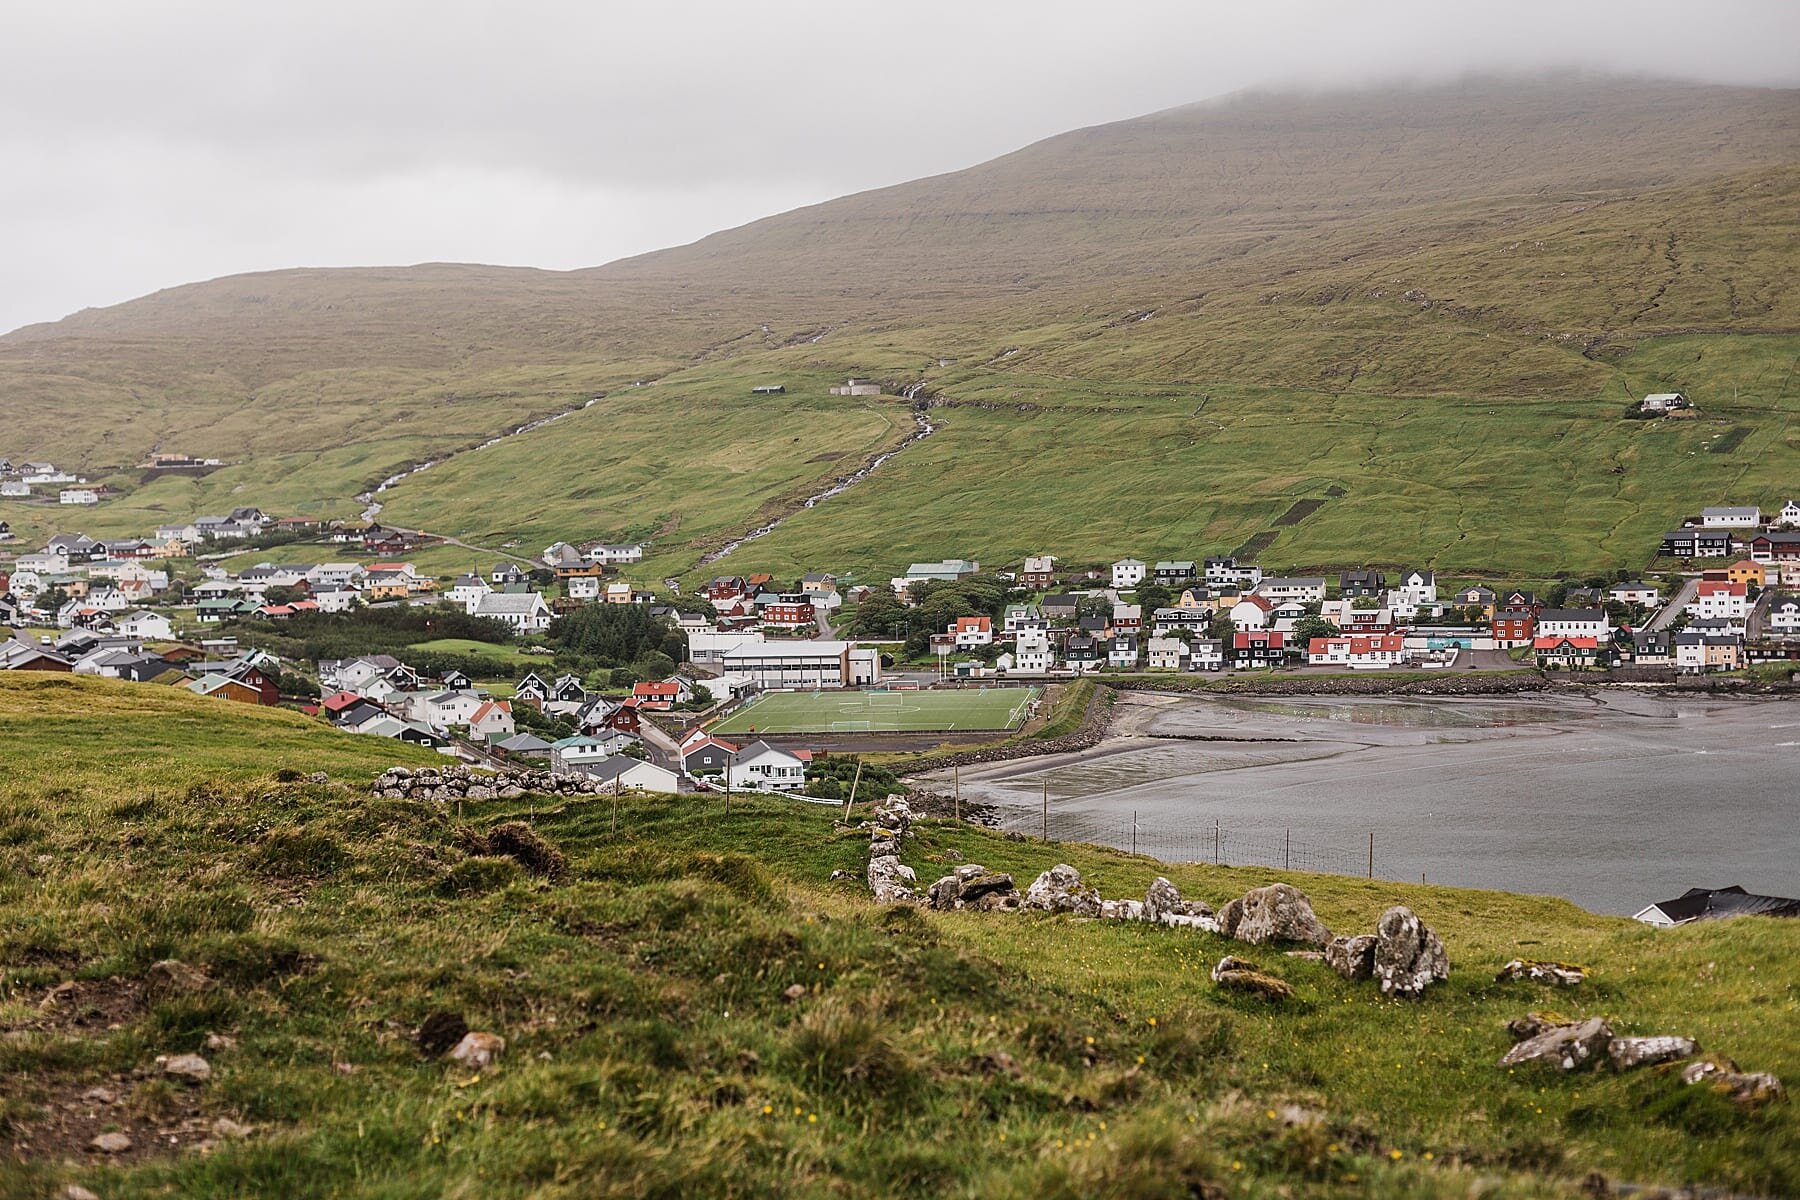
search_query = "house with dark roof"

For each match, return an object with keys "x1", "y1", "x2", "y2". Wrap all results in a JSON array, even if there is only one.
[{"x1": 1633, "y1": 886, "x2": 1800, "y2": 927}]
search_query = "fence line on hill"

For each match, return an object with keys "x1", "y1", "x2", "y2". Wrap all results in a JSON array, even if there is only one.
[{"x1": 982, "y1": 804, "x2": 1376, "y2": 879}]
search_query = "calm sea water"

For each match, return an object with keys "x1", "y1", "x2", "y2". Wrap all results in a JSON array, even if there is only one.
[{"x1": 939, "y1": 691, "x2": 1800, "y2": 915}]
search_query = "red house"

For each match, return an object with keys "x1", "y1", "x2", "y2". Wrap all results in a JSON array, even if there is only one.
[
  {"x1": 1491, "y1": 609, "x2": 1537, "y2": 648},
  {"x1": 761, "y1": 595, "x2": 816, "y2": 630}
]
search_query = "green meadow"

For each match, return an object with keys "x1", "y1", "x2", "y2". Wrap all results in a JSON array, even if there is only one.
[{"x1": 0, "y1": 675, "x2": 1795, "y2": 1198}]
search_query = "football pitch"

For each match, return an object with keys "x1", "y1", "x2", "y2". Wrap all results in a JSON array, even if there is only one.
[{"x1": 710, "y1": 687, "x2": 1042, "y2": 735}]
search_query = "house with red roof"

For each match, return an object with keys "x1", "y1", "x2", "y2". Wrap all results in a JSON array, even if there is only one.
[
  {"x1": 632, "y1": 680, "x2": 690, "y2": 711},
  {"x1": 468, "y1": 699, "x2": 515, "y2": 742},
  {"x1": 950, "y1": 615, "x2": 993, "y2": 647},
  {"x1": 1533, "y1": 635, "x2": 1602, "y2": 670},
  {"x1": 1306, "y1": 634, "x2": 1405, "y2": 669}
]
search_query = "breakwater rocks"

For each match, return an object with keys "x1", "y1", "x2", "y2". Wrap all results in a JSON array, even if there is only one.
[
  {"x1": 373, "y1": 765, "x2": 604, "y2": 802},
  {"x1": 1106, "y1": 671, "x2": 1547, "y2": 698}
]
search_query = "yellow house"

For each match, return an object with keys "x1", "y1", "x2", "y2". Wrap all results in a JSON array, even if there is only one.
[
  {"x1": 365, "y1": 579, "x2": 412, "y2": 601},
  {"x1": 1727, "y1": 560, "x2": 1765, "y2": 587}
]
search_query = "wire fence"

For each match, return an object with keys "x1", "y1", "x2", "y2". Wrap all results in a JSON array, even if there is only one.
[{"x1": 985, "y1": 806, "x2": 1376, "y2": 878}]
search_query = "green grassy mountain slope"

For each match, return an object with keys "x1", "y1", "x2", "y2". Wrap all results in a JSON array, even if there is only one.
[
  {"x1": 2, "y1": 76, "x2": 1797, "y2": 578},
  {"x1": 2, "y1": 676, "x2": 1796, "y2": 1198}
]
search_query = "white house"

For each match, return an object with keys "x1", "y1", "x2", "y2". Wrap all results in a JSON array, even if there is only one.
[
  {"x1": 1607, "y1": 581, "x2": 1662, "y2": 607},
  {"x1": 726, "y1": 741, "x2": 809, "y2": 792},
  {"x1": 579, "y1": 755, "x2": 681, "y2": 794},
  {"x1": 467, "y1": 699, "x2": 515, "y2": 742},
  {"x1": 473, "y1": 591, "x2": 553, "y2": 633},
  {"x1": 1189, "y1": 639, "x2": 1225, "y2": 671},
  {"x1": 1687, "y1": 581, "x2": 1749, "y2": 623},
  {"x1": 586, "y1": 544, "x2": 644, "y2": 565},
  {"x1": 1701, "y1": 506, "x2": 1761, "y2": 529},
  {"x1": 1145, "y1": 636, "x2": 1187, "y2": 670},
  {"x1": 16, "y1": 552, "x2": 69, "y2": 574},
  {"x1": 549, "y1": 733, "x2": 638, "y2": 773},
  {"x1": 312, "y1": 589, "x2": 360, "y2": 613},
  {"x1": 1013, "y1": 629, "x2": 1054, "y2": 674},
  {"x1": 1535, "y1": 608, "x2": 1612, "y2": 640},
  {"x1": 1255, "y1": 577, "x2": 1327, "y2": 604},
  {"x1": 1230, "y1": 594, "x2": 1274, "y2": 631},
  {"x1": 411, "y1": 689, "x2": 489, "y2": 730},
  {"x1": 950, "y1": 616, "x2": 994, "y2": 647},
  {"x1": 1111, "y1": 558, "x2": 1146, "y2": 589},
  {"x1": 1780, "y1": 500, "x2": 1800, "y2": 528},
  {"x1": 0, "y1": 481, "x2": 29, "y2": 498},
  {"x1": 566, "y1": 574, "x2": 602, "y2": 602},
  {"x1": 1394, "y1": 569, "x2": 1437, "y2": 607},
  {"x1": 117, "y1": 611, "x2": 175, "y2": 640},
  {"x1": 1306, "y1": 634, "x2": 1405, "y2": 669},
  {"x1": 1766, "y1": 593, "x2": 1800, "y2": 634}
]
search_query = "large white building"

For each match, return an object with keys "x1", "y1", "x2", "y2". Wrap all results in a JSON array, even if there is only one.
[
  {"x1": 473, "y1": 591, "x2": 553, "y2": 633},
  {"x1": 719, "y1": 640, "x2": 879, "y2": 689}
]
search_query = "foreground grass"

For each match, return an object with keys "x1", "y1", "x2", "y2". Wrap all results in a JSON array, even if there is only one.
[{"x1": 0, "y1": 676, "x2": 1794, "y2": 1198}]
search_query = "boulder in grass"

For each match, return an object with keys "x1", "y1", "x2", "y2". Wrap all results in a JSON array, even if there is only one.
[
  {"x1": 1325, "y1": 934, "x2": 1379, "y2": 981},
  {"x1": 1498, "y1": 1017, "x2": 1612, "y2": 1072},
  {"x1": 1222, "y1": 884, "x2": 1331, "y2": 946},
  {"x1": 1607, "y1": 1036, "x2": 1696, "y2": 1071},
  {"x1": 158, "y1": 1053, "x2": 212, "y2": 1083},
  {"x1": 1496, "y1": 959, "x2": 1586, "y2": 987},
  {"x1": 926, "y1": 875, "x2": 963, "y2": 910},
  {"x1": 1210, "y1": 955, "x2": 1294, "y2": 1002},
  {"x1": 956, "y1": 871, "x2": 1016, "y2": 903},
  {"x1": 1023, "y1": 864, "x2": 1102, "y2": 917},
  {"x1": 1145, "y1": 876, "x2": 1215, "y2": 926},
  {"x1": 867, "y1": 855, "x2": 919, "y2": 904},
  {"x1": 1681, "y1": 1058, "x2": 1785, "y2": 1106},
  {"x1": 1373, "y1": 906, "x2": 1449, "y2": 998}
]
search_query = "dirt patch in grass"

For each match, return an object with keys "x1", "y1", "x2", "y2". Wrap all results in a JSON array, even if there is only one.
[
  {"x1": 1233, "y1": 530, "x2": 1280, "y2": 559},
  {"x1": 8, "y1": 977, "x2": 146, "y2": 1034},
  {"x1": 5, "y1": 1068, "x2": 221, "y2": 1166},
  {"x1": 1273, "y1": 498, "x2": 1325, "y2": 527},
  {"x1": 1707, "y1": 425, "x2": 1751, "y2": 453}
]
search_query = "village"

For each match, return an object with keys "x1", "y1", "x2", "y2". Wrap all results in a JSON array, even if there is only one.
[{"x1": 5, "y1": 443, "x2": 1800, "y2": 799}]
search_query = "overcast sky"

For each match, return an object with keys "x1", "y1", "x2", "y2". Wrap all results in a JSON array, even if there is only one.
[{"x1": 3, "y1": 0, "x2": 1797, "y2": 335}]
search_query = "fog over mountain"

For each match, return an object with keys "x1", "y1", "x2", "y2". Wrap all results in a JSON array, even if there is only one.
[{"x1": 4, "y1": 0, "x2": 1799, "y2": 334}]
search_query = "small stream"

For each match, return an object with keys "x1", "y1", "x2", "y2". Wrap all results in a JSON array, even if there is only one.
[
  {"x1": 698, "y1": 402, "x2": 937, "y2": 565},
  {"x1": 356, "y1": 396, "x2": 604, "y2": 521}
]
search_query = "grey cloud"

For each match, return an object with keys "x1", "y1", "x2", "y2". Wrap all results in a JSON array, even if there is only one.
[{"x1": 2, "y1": 0, "x2": 1796, "y2": 332}]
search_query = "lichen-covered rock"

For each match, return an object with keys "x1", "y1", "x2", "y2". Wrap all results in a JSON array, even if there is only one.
[
  {"x1": 1145, "y1": 876, "x2": 1214, "y2": 925},
  {"x1": 1506, "y1": 1012, "x2": 1565, "y2": 1042},
  {"x1": 1100, "y1": 899, "x2": 1146, "y2": 920},
  {"x1": 868, "y1": 839, "x2": 901, "y2": 859},
  {"x1": 867, "y1": 855, "x2": 918, "y2": 904},
  {"x1": 1608, "y1": 1036, "x2": 1696, "y2": 1071},
  {"x1": 1496, "y1": 959, "x2": 1586, "y2": 986},
  {"x1": 1225, "y1": 884, "x2": 1331, "y2": 946},
  {"x1": 1023, "y1": 864, "x2": 1102, "y2": 917},
  {"x1": 1373, "y1": 906, "x2": 1448, "y2": 998},
  {"x1": 956, "y1": 871, "x2": 1016, "y2": 903},
  {"x1": 1210, "y1": 955, "x2": 1294, "y2": 1001},
  {"x1": 970, "y1": 891, "x2": 1023, "y2": 912},
  {"x1": 1681, "y1": 1058, "x2": 1785, "y2": 1106},
  {"x1": 926, "y1": 875, "x2": 963, "y2": 910},
  {"x1": 1498, "y1": 1017, "x2": 1613, "y2": 1071},
  {"x1": 1325, "y1": 934, "x2": 1379, "y2": 981}
]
